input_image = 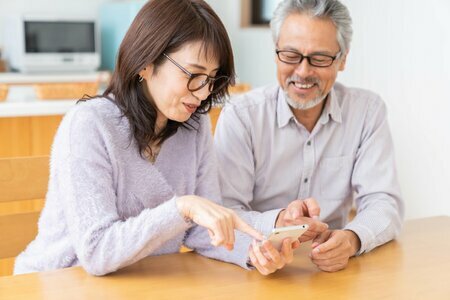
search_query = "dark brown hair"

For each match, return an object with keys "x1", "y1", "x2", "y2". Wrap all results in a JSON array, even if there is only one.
[{"x1": 100, "y1": 0, "x2": 235, "y2": 156}]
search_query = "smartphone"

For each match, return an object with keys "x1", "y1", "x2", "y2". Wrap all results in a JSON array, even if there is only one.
[{"x1": 267, "y1": 224, "x2": 309, "y2": 251}]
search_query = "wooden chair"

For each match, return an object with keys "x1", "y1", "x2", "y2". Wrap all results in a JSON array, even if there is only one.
[
  {"x1": 209, "y1": 107, "x2": 222, "y2": 135},
  {"x1": 208, "y1": 83, "x2": 252, "y2": 134},
  {"x1": 0, "y1": 155, "x2": 49, "y2": 276}
]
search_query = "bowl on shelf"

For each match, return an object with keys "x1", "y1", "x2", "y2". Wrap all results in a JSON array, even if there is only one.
[
  {"x1": 0, "y1": 84, "x2": 9, "y2": 102},
  {"x1": 34, "y1": 82, "x2": 99, "y2": 100}
]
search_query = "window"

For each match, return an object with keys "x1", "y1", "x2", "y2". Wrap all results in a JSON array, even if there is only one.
[{"x1": 242, "y1": 0, "x2": 282, "y2": 26}]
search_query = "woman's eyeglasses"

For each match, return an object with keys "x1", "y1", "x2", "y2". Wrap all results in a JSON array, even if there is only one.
[{"x1": 163, "y1": 53, "x2": 229, "y2": 94}]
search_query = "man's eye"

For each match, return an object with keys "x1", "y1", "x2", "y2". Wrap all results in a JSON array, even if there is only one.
[{"x1": 283, "y1": 54, "x2": 300, "y2": 60}]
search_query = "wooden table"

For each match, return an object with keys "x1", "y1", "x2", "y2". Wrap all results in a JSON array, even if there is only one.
[{"x1": 1, "y1": 216, "x2": 449, "y2": 299}]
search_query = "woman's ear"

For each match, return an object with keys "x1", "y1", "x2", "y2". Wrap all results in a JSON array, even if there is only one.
[{"x1": 139, "y1": 65, "x2": 154, "y2": 81}]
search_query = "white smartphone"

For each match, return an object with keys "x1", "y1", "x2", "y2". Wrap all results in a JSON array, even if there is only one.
[{"x1": 267, "y1": 224, "x2": 309, "y2": 251}]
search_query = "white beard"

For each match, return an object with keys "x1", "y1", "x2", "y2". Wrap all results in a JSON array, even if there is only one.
[{"x1": 284, "y1": 90, "x2": 327, "y2": 110}]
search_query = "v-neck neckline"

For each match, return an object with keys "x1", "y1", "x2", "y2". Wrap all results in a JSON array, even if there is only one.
[{"x1": 148, "y1": 131, "x2": 175, "y2": 166}]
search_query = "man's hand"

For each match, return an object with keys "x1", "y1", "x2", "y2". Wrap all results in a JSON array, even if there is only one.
[
  {"x1": 309, "y1": 229, "x2": 361, "y2": 272},
  {"x1": 248, "y1": 238, "x2": 300, "y2": 275},
  {"x1": 276, "y1": 198, "x2": 328, "y2": 242},
  {"x1": 285, "y1": 198, "x2": 321, "y2": 220}
]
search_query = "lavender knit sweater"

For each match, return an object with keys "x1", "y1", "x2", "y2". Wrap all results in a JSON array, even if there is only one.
[{"x1": 14, "y1": 98, "x2": 258, "y2": 276}]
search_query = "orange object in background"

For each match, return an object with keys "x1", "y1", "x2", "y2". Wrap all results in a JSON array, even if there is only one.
[
  {"x1": 229, "y1": 83, "x2": 251, "y2": 95},
  {"x1": 34, "y1": 82, "x2": 99, "y2": 100},
  {"x1": 0, "y1": 85, "x2": 8, "y2": 102},
  {"x1": 0, "y1": 60, "x2": 6, "y2": 73},
  {"x1": 209, "y1": 83, "x2": 252, "y2": 134}
]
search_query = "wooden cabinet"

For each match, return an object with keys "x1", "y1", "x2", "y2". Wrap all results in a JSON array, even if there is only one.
[
  {"x1": 0, "y1": 112, "x2": 222, "y2": 158},
  {"x1": 30, "y1": 115, "x2": 63, "y2": 156},
  {"x1": 0, "y1": 115, "x2": 63, "y2": 158},
  {"x1": 0, "y1": 117, "x2": 31, "y2": 157}
]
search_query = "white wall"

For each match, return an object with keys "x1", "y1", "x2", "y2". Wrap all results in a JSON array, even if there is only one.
[
  {"x1": 206, "y1": 0, "x2": 278, "y2": 85},
  {"x1": 339, "y1": 0, "x2": 450, "y2": 219},
  {"x1": 208, "y1": 0, "x2": 450, "y2": 219}
]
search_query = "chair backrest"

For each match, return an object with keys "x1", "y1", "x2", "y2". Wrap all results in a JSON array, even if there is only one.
[
  {"x1": 209, "y1": 107, "x2": 222, "y2": 135},
  {"x1": 0, "y1": 156, "x2": 49, "y2": 260},
  {"x1": 208, "y1": 83, "x2": 252, "y2": 135}
]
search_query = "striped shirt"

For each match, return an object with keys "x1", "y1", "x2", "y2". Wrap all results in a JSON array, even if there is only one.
[{"x1": 214, "y1": 82, "x2": 404, "y2": 254}]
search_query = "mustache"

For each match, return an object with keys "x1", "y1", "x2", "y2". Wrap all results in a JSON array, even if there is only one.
[{"x1": 285, "y1": 75, "x2": 320, "y2": 85}]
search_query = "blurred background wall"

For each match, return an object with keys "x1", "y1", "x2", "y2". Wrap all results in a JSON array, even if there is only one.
[
  {"x1": 208, "y1": 0, "x2": 450, "y2": 220},
  {"x1": 0, "y1": 0, "x2": 448, "y2": 219}
]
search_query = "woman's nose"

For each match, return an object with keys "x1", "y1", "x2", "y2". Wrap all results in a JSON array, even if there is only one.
[{"x1": 191, "y1": 84, "x2": 211, "y2": 101}]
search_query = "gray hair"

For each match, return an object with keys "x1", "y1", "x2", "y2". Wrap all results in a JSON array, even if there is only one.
[{"x1": 270, "y1": 0, "x2": 353, "y2": 55}]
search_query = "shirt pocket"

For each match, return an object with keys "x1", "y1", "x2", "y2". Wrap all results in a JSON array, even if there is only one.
[{"x1": 319, "y1": 156, "x2": 353, "y2": 199}]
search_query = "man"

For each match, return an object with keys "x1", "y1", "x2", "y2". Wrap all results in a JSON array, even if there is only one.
[{"x1": 215, "y1": 0, "x2": 404, "y2": 272}]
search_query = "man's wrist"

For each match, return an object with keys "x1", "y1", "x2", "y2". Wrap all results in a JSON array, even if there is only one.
[
  {"x1": 275, "y1": 209, "x2": 286, "y2": 228},
  {"x1": 343, "y1": 229, "x2": 361, "y2": 256}
]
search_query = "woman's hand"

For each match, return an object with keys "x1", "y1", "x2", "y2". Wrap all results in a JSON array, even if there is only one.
[
  {"x1": 248, "y1": 238, "x2": 299, "y2": 275},
  {"x1": 177, "y1": 195, "x2": 264, "y2": 250}
]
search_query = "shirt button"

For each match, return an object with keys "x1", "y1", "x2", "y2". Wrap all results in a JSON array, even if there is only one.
[
  {"x1": 307, "y1": 141, "x2": 311, "y2": 146},
  {"x1": 304, "y1": 178, "x2": 308, "y2": 183}
]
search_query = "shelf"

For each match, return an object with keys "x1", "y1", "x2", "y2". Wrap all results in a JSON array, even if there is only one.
[
  {"x1": 0, "y1": 71, "x2": 111, "y2": 85},
  {"x1": 0, "y1": 72, "x2": 110, "y2": 117},
  {"x1": 0, "y1": 99, "x2": 76, "y2": 118}
]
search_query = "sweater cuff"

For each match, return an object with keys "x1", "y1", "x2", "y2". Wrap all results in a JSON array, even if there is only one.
[{"x1": 163, "y1": 196, "x2": 195, "y2": 229}]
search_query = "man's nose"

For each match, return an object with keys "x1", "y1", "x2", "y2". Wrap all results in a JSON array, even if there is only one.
[{"x1": 294, "y1": 58, "x2": 313, "y2": 77}]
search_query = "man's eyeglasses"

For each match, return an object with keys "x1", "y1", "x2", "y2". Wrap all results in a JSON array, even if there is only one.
[
  {"x1": 163, "y1": 53, "x2": 229, "y2": 94},
  {"x1": 275, "y1": 49, "x2": 341, "y2": 68}
]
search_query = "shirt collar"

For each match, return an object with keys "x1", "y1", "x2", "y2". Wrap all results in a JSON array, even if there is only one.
[
  {"x1": 319, "y1": 86, "x2": 342, "y2": 125},
  {"x1": 277, "y1": 88, "x2": 295, "y2": 128},
  {"x1": 276, "y1": 85, "x2": 342, "y2": 128}
]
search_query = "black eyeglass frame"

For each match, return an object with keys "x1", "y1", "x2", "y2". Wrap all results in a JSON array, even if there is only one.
[
  {"x1": 275, "y1": 49, "x2": 341, "y2": 68},
  {"x1": 162, "y1": 53, "x2": 229, "y2": 94}
]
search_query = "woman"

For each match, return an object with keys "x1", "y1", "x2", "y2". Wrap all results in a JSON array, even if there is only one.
[{"x1": 14, "y1": 0, "x2": 294, "y2": 276}]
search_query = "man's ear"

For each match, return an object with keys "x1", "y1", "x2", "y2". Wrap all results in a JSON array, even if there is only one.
[
  {"x1": 274, "y1": 44, "x2": 280, "y2": 64},
  {"x1": 338, "y1": 51, "x2": 348, "y2": 71}
]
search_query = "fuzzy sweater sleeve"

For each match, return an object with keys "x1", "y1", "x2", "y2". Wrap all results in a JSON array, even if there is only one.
[
  {"x1": 57, "y1": 105, "x2": 191, "y2": 276},
  {"x1": 183, "y1": 115, "x2": 255, "y2": 269}
]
